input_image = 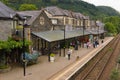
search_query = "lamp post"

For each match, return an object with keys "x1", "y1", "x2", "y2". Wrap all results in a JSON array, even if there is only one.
[
  {"x1": 22, "y1": 18, "x2": 28, "y2": 76},
  {"x1": 96, "y1": 20, "x2": 99, "y2": 40},
  {"x1": 23, "y1": 23, "x2": 26, "y2": 76},
  {"x1": 82, "y1": 18, "x2": 85, "y2": 47},
  {"x1": 98, "y1": 25, "x2": 99, "y2": 40},
  {"x1": 63, "y1": 25, "x2": 65, "y2": 57}
]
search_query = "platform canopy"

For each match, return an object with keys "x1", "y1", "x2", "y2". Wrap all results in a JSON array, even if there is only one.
[
  {"x1": 88, "y1": 30, "x2": 106, "y2": 35},
  {"x1": 32, "y1": 29, "x2": 90, "y2": 42}
]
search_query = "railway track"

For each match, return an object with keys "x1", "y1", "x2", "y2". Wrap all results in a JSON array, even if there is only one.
[
  {"x1": 73, "y1": 35, "x2": 120, "y2": 80},
  {"x1": 97, "y1": 35, "x2": 120, "y2": 80}
]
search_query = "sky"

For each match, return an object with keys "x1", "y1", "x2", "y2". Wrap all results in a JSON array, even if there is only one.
[{"x1": 82, "y1": 0, "x2": 120, "y2": 12}]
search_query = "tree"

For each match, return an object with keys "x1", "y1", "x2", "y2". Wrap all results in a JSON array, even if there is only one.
[
  {"x1": 0, "y1": 38, "x2": 31, "y2": 69},
  {"x1": 104, "y1": 16, "x2": 120, "y2": 33},
  {"x1": 1, "y1": 0, "x2": 9, "y2": 5},
  {"x1": 50, "y1": 0, "x2": 58, "y2": 5},
  {"x1": 19, "y1": 4, "x2": 38, "y2": 11},
  {"x1": 104, "y1": 22, "x2": 117, "y2": 34}
]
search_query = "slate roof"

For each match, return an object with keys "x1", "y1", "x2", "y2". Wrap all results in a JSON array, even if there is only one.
[
  {"x1": 32, "y1": 29, "x2": 90, "y2": 42},
  {"x1": 44, "y1": 6, "x2": 66, "y2": 16},
  {"x1": 44, "y1": 6, "x2": 86, "y2": 19},
  {"x1": 0, "y1": 1, "x2": 16, "y2": 18},
  {"x1": 17, "y1": 6, "x2": 89, "y2": 25},
  {"x1": 63, "y1": 10, "x2": 73, "y2": 18},
  {"x1": 17, "y1": 10, "x2": 42, "y2": 25},
  {"x1": 96, "y1": 21, "x2": 105, "y2": 27},
  {"x1": 72, "y1": 12, "x2": 84, "y2": 19},
  {"x1": 83, "y1": 16, "x2": 89, "y2": 20}
]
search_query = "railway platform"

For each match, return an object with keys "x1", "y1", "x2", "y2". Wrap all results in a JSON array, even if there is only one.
[{"x1": 0, "y1": 37, "x2": 114, "y2": 80}]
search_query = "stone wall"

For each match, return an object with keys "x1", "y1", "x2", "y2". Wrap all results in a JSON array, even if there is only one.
[
  {"x1": 0, "y1": 20, "x2": 13, "y2": 41},
  {"x1": 31, "y1": 11, "x2": 52, "y2": 32},
  {"x1": 30, "y1": 11, "x2": 53, "y2": 51}
]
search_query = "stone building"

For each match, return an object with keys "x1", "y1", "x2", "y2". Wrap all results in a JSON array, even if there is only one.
[
  {"x1": 44, "y1": 6, "x2": 90, "y2": 30},
  {"x1": 0, "y1": 2, "x2": 16, "y2": 40},
  {"x1": 0, "y1": 2, "x2": 23, "y2": 41},
  {"x1": 17, "y1": 6, "x2": 105, "y2": 61},
  {"x1": 0, "y1": 2, "x2": 105, "y2": 62},
  {"x1": 17, "y1": 10, "x2": 52, "y2": 50}
]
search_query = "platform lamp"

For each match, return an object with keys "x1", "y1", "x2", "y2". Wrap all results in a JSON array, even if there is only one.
[
  {"x1": 82, "y1": 18, "x2": 86, "y2": 47},
  {"x1": 96, "y1": 20, "x2": 99, "y2": 40},
  {"x1": 22, "y1": 17, "x2": 29, "y2": 76},
  {"x1": 61, "y1": 17, "x2": 66, "y2": 57},
  {"x1": 63, "y1": 25, "x2": 65, "y2": 57}
]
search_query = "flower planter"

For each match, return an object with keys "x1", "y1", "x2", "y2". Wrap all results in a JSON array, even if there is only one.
[
  {"x1": 50, "y1": 56, "x2": 55, "y2": 62},
  {"x1": 0, "y1": 65, "x2": 11, "y2": 73}
]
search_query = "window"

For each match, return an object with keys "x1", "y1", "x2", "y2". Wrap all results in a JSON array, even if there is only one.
[
  {"x1": 65, "y1": 18, "x2": 69, "y2": 25},
  {"x1": 81, "y1": 20, "x2": 83, "y2": 26},
  {"x1": 39, "y1": 17, "x2": 44, "y2": 25},
  {"x1": 52, "y1": 19, "x2": 57, "y2": 24},
  {"x1": 77, "y1": 20, "x2": 79, "y2": 26}
]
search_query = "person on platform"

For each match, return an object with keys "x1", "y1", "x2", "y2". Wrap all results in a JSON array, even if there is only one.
[
  {"x1": 101, "y1": 39, "x2": 104, "y2": 43},
  {"x1": 67, "y1": 48, "x2": 72, "y2": 60}
]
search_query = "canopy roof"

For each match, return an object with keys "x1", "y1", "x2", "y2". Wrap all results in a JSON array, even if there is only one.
[
  {"x1": 32, "y1": 29, "x2": 90, "y2": 42},
  {"x1": 88, "y1": 30, "x2": 106, "y2": 35}
]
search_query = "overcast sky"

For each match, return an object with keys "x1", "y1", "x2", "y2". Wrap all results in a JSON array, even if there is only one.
[{"x1": 82, "y1": 0, "x2": 120, "y2": 12}]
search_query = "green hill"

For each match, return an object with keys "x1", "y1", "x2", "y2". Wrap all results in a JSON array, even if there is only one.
[
  {"x1": 56, "y1": 0, "x2": 120, "y2": 19},
  {"x1": 1, "y1": 0, "x2": 120, "y2": 19},
  {"x1": 97, "y1": 6, "x2": 120, "y2": 16}
]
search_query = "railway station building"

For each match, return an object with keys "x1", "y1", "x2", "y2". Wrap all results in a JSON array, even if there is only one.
[
  {"x1": 16, "y1": 6, "x2": 105, "y2": 61},
  {"x1": 0, "y1": 1, "x2": 105, "y2": 61}
]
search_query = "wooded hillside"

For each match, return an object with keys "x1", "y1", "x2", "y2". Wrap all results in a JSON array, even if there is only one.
[{"x1": 1, "y1": 0, "x2": 120, "y2": 19}]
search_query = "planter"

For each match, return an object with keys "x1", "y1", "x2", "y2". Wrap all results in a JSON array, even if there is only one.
[
  {"x1": 50, "y1": 56, "x2": 55, "y2": 62},
  {"x1": 65, "y1": 54, "x2": 68, "y2": 59},
  {"x1": 0, "y1": 65, "x2": 11, "y2": 73}
]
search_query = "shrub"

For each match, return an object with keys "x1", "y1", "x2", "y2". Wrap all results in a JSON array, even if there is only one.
[
  {"x1": 110, "y1": 69, "x2": 120, "y2": 80},
  {"x1": 50, "y1": 53, "x2": 55, "y2": 57}
]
